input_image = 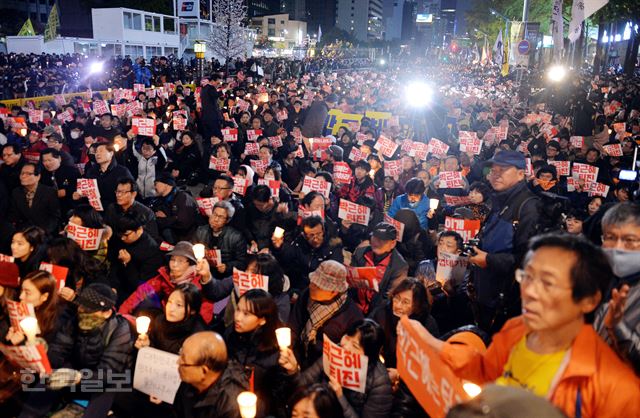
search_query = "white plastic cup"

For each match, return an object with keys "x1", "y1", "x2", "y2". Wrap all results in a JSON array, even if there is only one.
[
  {"x1": 275, "y1": 327, "x2": 291, "y2": 349},
  {"x1": 237, "y1": 391, "x2": 257, "y2": 418},
  {"x1": 429, "y1": 198, "x2": 440, "y2": 210},
  {"x1": 19, "y1": 317, "x2": 39, "y2": 343},
  {"x1": 193, "y1": 243, "x2": 206, "y2": 261},
  {"x1": 273, "y1": 227, "x2": 285, "y2": 239},
  {"x1": 136, "y1": 316, "x2": 151, "y2": 335}
]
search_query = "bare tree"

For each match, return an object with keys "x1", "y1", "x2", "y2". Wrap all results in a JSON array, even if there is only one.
[{"x1": 208, "y1": 0, "x2": 248, "y2": 70}]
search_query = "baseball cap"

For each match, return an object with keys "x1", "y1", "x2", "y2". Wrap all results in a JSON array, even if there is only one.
[
  {"x1": 154, "y1": 172, "x2": 176, "y2": 187},
  {"x1": 372, "y1": 222, "x2": 397, "y2": 241},
  {"x1": 484, "y1": 150, "x2": 526, "y2": 170},
  {"x1": 74, "y1": 283, "x2": 117, "y2": 313}
]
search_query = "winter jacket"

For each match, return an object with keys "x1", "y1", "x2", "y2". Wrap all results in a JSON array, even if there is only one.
[
  {"x1": 174, "y1": 362, "x2": 248, "y2": 418},
  {"x1": 473, "y1": 181, "x2": 540, "y2": 309},
  {"x1": 351, "y1": 247, "x2": 409, "y2": 313},
  {"x1": 109, "y1": 231, "x2": 164, "y2": 299},
  {"x1": 387, "y1": 194, "x2": 430, "y2": 230},
  {"x1": 132, "y1": 145, "x2": 167, "y2": 198},
  {"x1": 119, "y1": 266, "x2": 222, "y2": 323},
  {"x1": 9, "y1": 183, "x2": 61, "y2": 234},
  {"x1": 85, "y1": 158, "x2": 134, "y2": 208},
  {"x1": 338, "y1": 176, "x2": 376, "y2": 203},
  {"x1": 272, "y1": 233, "x2": 343, "y2": 290},
  {"x1": 441, "y1": 317, "x2": 640, "y2": 418},
  {"x1": 301, "y1": 100, "x2": 329, "y2": 138},
  {"x1": 148, "y1": 314, "x2": 207, "y2": 354},
  {"x1": 289, "y1": 289, "x2": 364, "y2": 368},
  {"x1": 245, "y1": 202, "x2": 286, "y2": 249},
  {"x1": 151, "y1": 186, "x2": 199, "y2": 242},
  {"x1": 294, "y1": 357, "x2": 393, "y2": 418},
  {"x1": 104, "y1": 200, "x2": 160, "y2": 243},
  {"x1": 594, "y1": 271, "x2": 640, "y2": 375},
  {"x1": 193, "y1": 224, "x2": 248, "y2": 278}
]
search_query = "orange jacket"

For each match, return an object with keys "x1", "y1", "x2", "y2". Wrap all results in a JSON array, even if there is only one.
[{"x1": 440, "y1": 317, "x2": 640, "y2": 418}]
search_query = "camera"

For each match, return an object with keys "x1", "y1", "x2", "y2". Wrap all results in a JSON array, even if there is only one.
[{"x1": 461, "y1": 238, "x2": 480, "y2": 256}]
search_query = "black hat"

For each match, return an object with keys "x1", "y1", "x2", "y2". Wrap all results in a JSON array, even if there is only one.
[
  {"x1": 154, "y1": 172, "x2": 176, "y2": 186},
  {"x1": 484, "y1": 150, "x2": 526, "y2": 170},
  {"x1": 325, "y1": 94, "x2": 338, "y2": 104},
  {"x1": 74, "y1": 283, "x2": 117, "y2": 313},
  {"x1": 372, "y1": 222, "x2": 397, "y2": 241}
]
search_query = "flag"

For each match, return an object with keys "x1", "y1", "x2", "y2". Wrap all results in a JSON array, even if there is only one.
[
  {"x1": 44, "y1": 4, "x2": 59, "y2": 42},
  {"x1": 552, "y1": 0, "x2": 564, "y2": 60},
  {"x1": 493, "y1": 29, "x2": 503, "y2": 66},
  {"x1": 501, "y1": 35, "x2": 509, "y2": 77},
  {"x1": 568, "y1": 0, "x2": 609, "y2": 42},
  {"x1": 318, "y1": 25, "x2": 322, "y2": 43},
  {"x1": 17, "y1": 18, "x2": 36, "y2": 36}
]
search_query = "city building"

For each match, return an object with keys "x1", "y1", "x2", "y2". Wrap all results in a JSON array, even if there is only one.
[
  {"x1": 280, "y1": 0, "x2": 306, "y2": 21},
  {"x1": 306, "y1": 0, "x2": 337, "y2": 38},
  {"x1": 336, "y1": 0, "x2": 384, "y2": 42},
  {"x1": 247, "y1": 0, "x2": 281, "y2": 18},
  {"x1": 250, "y1": 13, "x2": 307, "y2": 50},
  {"x1": 382, "y1": 0, "x2": 405, "y2": 41}
]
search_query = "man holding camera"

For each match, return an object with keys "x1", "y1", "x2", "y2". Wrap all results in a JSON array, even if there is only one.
[{"x1": 468, "y1": 150, "x2": 541, "y2": 334}]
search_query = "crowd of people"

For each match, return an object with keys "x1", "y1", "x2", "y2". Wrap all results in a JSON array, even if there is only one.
[{"x1": 0, "y1": 51, "x2": 639, "y2": 418}]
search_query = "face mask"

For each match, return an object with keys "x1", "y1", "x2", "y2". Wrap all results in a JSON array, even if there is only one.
[
  {"x1": 70, "y1": 131, "x2": 81, "y2": 139},
  {"x1": 408, "y1": 200, "x2": 419, "y2": 208},
  {"x1": 603, "y1": 247, "x2": 640, "y2": 278},
  {"x1": 78, "y1": 312, "x2": 108, "y2": 331}
]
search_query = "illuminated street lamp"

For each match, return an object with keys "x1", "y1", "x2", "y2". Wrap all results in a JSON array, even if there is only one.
[{"x1": 194, "y1": 41, "x2": 206, "y2": 82}]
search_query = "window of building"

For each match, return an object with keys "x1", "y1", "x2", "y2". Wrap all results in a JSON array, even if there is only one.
[
  {"x1": 124, "y1": 44, "x2": 144, "y2": 57},
  {"x1": 268, "y1": 28, "x2": 275, "y2": 36},
  {"x1": 132, "y1": 13, "x2": 142, "y2": 30},
  {"x1": 145, "y1": 16, "x2": 153, "y2": 31},
  {"x1": 280, "y1": 20, "x2": 285, "y2": 24},
  {"x1": 164, "y1": 17, "x2": 176, "y2": 33},
  {"x1": 146, "y1": 46, "x2": 162, "y2": 58},
  {"x1": 164, "y1": 47, "x2": 178, "y2": 56},
  {"x1": 124, "y1": 12, "x2": 132, "y2": 29},
  {"x1": 268, "y1": 18, "x2": 275, "y2": 24},
  {"x1": 154, "y1": 16, "x2": 161, "y2": 32}
]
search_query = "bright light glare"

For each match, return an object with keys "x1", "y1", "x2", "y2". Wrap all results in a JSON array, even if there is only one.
[
  {"x1": 405, "y1": 82, "x2": 433, "y2": 108},
  {"x1": 547, "y1": 65, "x2": 566, "y2": 82},
  {"x1": 379, "y1": 59, "x2": 386, "y2": 65},
  {"x1": 463, "y1": 382, "x2": 482, "y2": 398},
  {"x1": 90, "y1": 62, "x2": 104, "y2": 74}
]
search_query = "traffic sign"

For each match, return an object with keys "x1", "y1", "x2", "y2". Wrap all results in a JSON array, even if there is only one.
[{"x1": 518, "y1": 40, "x2": 530, "y2": 55}]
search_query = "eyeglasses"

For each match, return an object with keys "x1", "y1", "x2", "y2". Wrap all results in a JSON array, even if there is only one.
[
  {"x1": 211, "y1": 213, "x2": 228, "y2": 220},
  {"x1": 392, "y1": 295, "x2": 412, "y2": 308},
  {"x1": 601, "y1": 234, "x2": 640, "y2": 250},
  {"x1": 515, "y1": 269, "x2": 572, "y2": 293}
]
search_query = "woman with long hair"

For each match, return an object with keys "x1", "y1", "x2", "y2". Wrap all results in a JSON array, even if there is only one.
[
  {"x1": 11, "y1": 226, "x2": 47, "y2": 278},
  {"x1": 225, "y1": 289, "x2": 286, "y2": 418},
  {"x1": 66, "y1": 204, "x2": 111, "y2": 265},
  {"x1": 46, "y1": 236, "x2": 106, "y2": 296}
]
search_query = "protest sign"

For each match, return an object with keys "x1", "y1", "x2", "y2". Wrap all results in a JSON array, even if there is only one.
[
  {"x1": 586, "y1": 181, "x2": 610, "y2": 198},
  {"x1": 244, "y1": 142, "x2": 259, "y2": 156},
  {"x1": 110, "y1": 104, "x2": 126, "y2": 118},
  {"x1": 310, "y1": 137, "x2": 333, "y2": 159},
  {"x1": 205, "y1": 249, "x2": 222, "y2": 266},
  {"x1": 76, "y1": 178, "x2": 103, "y2": 211},
  {"x1": 232, "y1": 268, "x2": 269, "y2": 296},
  {"x1": 54, "y1": 94, "x2": 66, "y2": 106},
  {"x1": 301, "y1": 176, "x2": 331, "y2": 199},
  {"x1": 222, "y1": 128, "x2": 238, "y2": 142},
  {"x1": 396, "y1": 316, "x2": 468, "y2": 418},
  {"x1": 322, "y1": 336, "x2": 368, "y2": 393},
  {"x1": 56, "y1": 110, "x2": 73, "y2": 123},
  {"x1": 603, "y1": 143, "x2": 623, "y2": 157},
  {"x1": 247, "y1": 129, "x2": 262, "y2": 142},
  {"x1": 438, "y1": 171, "x2": 465, "y2": 189},
  {"x1": 459, "y1": 135, "x2": 482, "y2": 155},
  {"x1": 133, "y1": 83, "x2": 145, "y2": 92},
  {"x1": 196, "y1": 197, "x2": 219, "y2": 217},
  {"x1": 209, "y1": 156, "x2": 230, "y2": 172},
  {"x1": 374, "y1": 135, "x2": 399, "y2": 158},
  {"x1": 66, "y1": 224, "x2": 104, "y2": 251},
  {"x1": 28, "y1": 110, "x2": 44, "y2": 124},
  {"x1": 333, "y1": 162, "x2": 353, "y2": 184},
  {"x1": 297, "y1": 208, "x2": 325, "y2": 224},
  {"x1": 444, "y1": 217, "x2": 481, "y2": 242},
  {"x1": 348, "y1": 146, "x2": 366, "y2": 162},
  {"x1": 232, "y1": 176, "x2": 249, "y2": 196},
  {"x1": 257, "y1": 179, "x2": 281, "y2": 197},
  {"x1": 132, "y1": 117, "x2": 156, "y2": 137},
  {"x1": 384, "y1": 159, "x2": 402, "y2": 179},
  {"x1": 92, "y1": 100, "x2": 109, "y2": 115},
  {"x1": 250, "y1": 159, "x2": 269, "y2": 177},
  {"x1": 435, "y1": 253, "x2": 469, "y2": 287},
  {"x1": 346, "y1": 267, "x2": 384, "y2": 292},
  {"x1": 0, "y1": 343, "x2": 52, "y2": 375},
  {"x1": 172, "y1": 116, "x2": 187, "y2": 131},
  {"x1": 443, "y1": 195, "x2": 473, "y2": 207},
  {"x1": 39, "y1": 263, "x2": 68, "y2": 290},
  {"x1": 410, "y1": 142, "x2": 430, "y2": 161},
  {"x1": 613, "y1": 122, "x2": 626, "y2": 133},
  {"x1": 338, "y1": 199, "x2": 371, "y2": 226},
  {"x1": 6, "y1": 300, "x2": 38, "y2": 331},
  {"x1": 549, "y1": 160, "x2": 570, "y2": 177},
  {"x1": 428, "y1": 138, "x2": 450, "y2": 158},
  {"x1": 133, "y1": 347, "x2": 182, "y2": 404},
  {"x1": 570, "y1": 136, "x2": 584, "y2": 149},
  {"x1": 572, "y1": 163, "x2": 599, "y2": 183},
  {"x1": 383, "y1": 214, "x2": 405, "y2": 241},
  {"x1": 268, "y1": 136, "x2": 283, "y2": 149}
]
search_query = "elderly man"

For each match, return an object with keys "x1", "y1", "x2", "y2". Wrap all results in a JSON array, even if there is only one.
[
  {"x1": 10, "y1": 162, "x2": 61, "y2": 234},
  {"x1": 200, "y1": 175, "x2": 247, "y2": 237},
  {"x1": 350, "y1": 222, "x2": 409, "y2": 314},
  {"x1": 271, "y1": 215, "x2": 343, "y2": 292},
  {"x1": 175, "y1": 332, "x2": 248, "y2": 418},
  {"x1": 289, "y1": 260, "x2": 363, "y2": 368},
  {"x1": 594, "y1": 202, "x2": 640, "y2": 374},
  {"x1": 415, "y1": 233, "x2": 640, "y2": 418},
  {"x1": 468, "y1": 150, "x2": 540, "y2": 334},
  {"x1": 193, "y1": 200, "x2": 248, "y2": 279}
]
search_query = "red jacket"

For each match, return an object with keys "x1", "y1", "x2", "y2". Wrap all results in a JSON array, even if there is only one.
[
  {"x1": 440, "y1": 317, "x2": 640, "y2": 418},
  {"x1": 118, "y1": 266, "x2": 214, "y2": 323}
]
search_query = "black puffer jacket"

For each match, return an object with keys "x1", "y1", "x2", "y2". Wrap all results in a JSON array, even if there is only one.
[
  {"x1": 294, "y1": 357, "x2": 393, "y2": 418},
  {"x1": 149, "y1": 314, "x2": 207, "y2": 354},
  {"x1": 194, "y1": 224, "x2": 248, "y2": 278},
  {"x1": 272, "y1": 233, "x2": 343, "y2": 290},
  {"x1": 224, "y1": 328, "x2": 289, "y2": 418}
]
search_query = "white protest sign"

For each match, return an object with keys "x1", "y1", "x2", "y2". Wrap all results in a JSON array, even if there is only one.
[{"x1": 133, "y1": 347, "x2": 182, "y2": 404}]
